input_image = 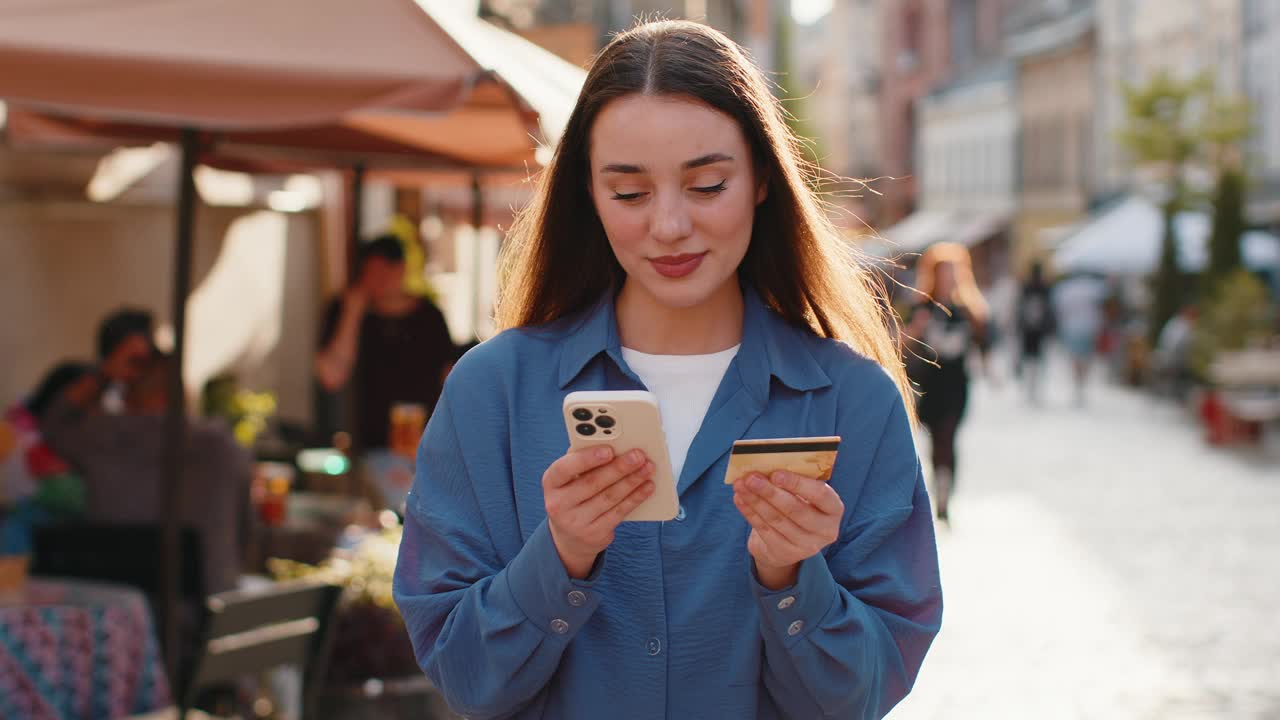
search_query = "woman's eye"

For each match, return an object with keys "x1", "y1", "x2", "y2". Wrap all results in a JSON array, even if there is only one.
[
  {"x1": 691, "y1": 180, "x2": 727, "y2": 195},
  {"x1": 611, "y1": 191, "x2": 646, "y2": 201}
]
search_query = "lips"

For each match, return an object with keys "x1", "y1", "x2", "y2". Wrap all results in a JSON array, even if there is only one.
[{"x1": 650, "y1": 252, "x2": 706, "y2": 278}]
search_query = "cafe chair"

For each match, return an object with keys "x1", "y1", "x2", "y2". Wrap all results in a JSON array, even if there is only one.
[
  {"x1": 30, "y1": 523, "x2": 205, "y2": 600},
  {"x1": 175, "y1": 579, "x2": 343, "y2": 720}
]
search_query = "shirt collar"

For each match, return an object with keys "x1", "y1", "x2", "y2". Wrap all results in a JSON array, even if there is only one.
[{"x1": 556, "y1": 284, "x2": 831, "y2": 398}]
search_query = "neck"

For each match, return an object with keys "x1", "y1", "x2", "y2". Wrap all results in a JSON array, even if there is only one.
[
  {"x1": 372, "y1": 292, "x2": 416, "y2": 315},
  {"x1": 615, "y1": 278, "x2": 744, "y2": 355}
]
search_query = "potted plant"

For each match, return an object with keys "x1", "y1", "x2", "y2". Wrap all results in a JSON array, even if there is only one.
[{"x1": 1191, "y1": 269, "x2": 1276, "y2": 444}]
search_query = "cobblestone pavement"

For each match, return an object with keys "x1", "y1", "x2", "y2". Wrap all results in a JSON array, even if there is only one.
[{"x1": 890, "y1": 352, "x2": 1280, "y2": 720}]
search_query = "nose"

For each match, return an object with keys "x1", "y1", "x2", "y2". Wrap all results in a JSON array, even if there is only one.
[{"x1": 650, "y1": 191, "x2": 693, "y2": 245}]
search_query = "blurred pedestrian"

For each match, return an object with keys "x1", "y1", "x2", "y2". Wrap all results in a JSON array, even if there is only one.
[
  {"x1": 1, "y1": 362, "x2": 91, "y2": 556},
  {"x1": 1053, "y1": 275, "x2": 1106, "y2": 406},
  {"x1": 1154, "y1": 303, "x2": 1199, "y2": 399},
  {"x1": 393, "y1": 20, "x2": 940, "y2": 719},
  {"x1": 314, "y1": 234, "x2": 456, "y2": 451},
  {"x1": 1016, "y1": 261, "x2": 1055, "y2": 404},
  {"x1": 905, "y1": 243, "x2": 991, "y2": 523}
]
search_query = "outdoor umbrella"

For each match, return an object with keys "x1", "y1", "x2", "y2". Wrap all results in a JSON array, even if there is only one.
[
  {"x1": 1054, "y1": 195, "x2": 1280, "y2": 276},
  {"x1": 0, "y1": 0, "x2": 584, "y2": 680}
]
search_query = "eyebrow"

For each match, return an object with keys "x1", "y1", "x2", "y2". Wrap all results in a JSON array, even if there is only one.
[{"x1": 600, "y1": 153, "x2": 735, "y2": 174}]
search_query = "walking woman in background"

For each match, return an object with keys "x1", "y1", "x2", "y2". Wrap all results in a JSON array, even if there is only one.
[
  {"x1": 906, "y1": 243, "x2": 990, "y2": 523},
  {"x1": 393, "y1": 19, "x2": 941, "y2": 720}
]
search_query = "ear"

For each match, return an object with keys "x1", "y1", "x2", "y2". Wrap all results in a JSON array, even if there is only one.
[{"x1": 754, "y1": 171, "x2": 769, "y2": 206}]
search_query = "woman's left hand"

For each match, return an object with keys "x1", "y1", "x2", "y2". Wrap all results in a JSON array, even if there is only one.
[{"x1": 733, "y1": 471, "x2": 844, "y2": 591}]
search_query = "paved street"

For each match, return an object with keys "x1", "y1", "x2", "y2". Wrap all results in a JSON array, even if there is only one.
[{"x1": 891, "y1": 351, "x2": 1280, "y2": 719}]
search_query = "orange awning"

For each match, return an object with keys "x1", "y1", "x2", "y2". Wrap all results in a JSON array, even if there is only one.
[{"x1": 0, "y1": 0, "x2": 585, "y2": 169}]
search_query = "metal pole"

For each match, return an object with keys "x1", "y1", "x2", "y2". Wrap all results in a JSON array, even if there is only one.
[
  {"x1": 470, "y1": 174, "x2": 484, "y2": 342},
  {"x1": 345, "y1": 164, "x2": 366, "y2": 492},
  {"x1": 348, "y1": 163, "x2": 366, "y2": 282},
  {"x1": 161, "y1": 127, "x2": 199, "y2": 686}
]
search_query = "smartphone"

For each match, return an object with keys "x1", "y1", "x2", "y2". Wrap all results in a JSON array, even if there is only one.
[
  {"x1": 724, "y1": 436, "x2": 841, "y2": 485},
  {"x1": 562, "y1": 390, "x2": 679, "y2": 522}
]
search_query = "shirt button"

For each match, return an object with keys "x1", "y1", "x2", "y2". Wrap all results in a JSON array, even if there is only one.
[
  {"x1": 675, "y1": 505, "x2": 687, "y2": 521},
  {"x1": 567, "y1": 590, "x2": 587, "y2": 607},
  {"x1": 777, "y1": 596, "x2": 796, "y2": 610},
  {"x1": 550, "y1": 619, "x2": 570, "y2": 635},
  {"x1": 646, "y1": 637, "x2": 662, "y2": 656},
  {"x1": 787, "y1": 620, "x2": 804, "y2": 637}
]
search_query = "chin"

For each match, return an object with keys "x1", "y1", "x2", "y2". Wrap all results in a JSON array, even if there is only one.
[{"x1": 636, "y1": 272, "x2": 735, "y2": 310}]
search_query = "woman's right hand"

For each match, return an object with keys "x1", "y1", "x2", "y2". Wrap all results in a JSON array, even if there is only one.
[{"x1": 543, "y1": 446, "x2": 655, "y2": 579}]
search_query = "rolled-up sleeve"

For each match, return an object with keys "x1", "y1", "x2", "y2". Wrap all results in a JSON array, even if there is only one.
[
  {"x1": 749, "y1": 389, "x2": 943, "y2": 719},
  {"x1": 393, "y1": 386, "x2": 602, "y2": 720}
]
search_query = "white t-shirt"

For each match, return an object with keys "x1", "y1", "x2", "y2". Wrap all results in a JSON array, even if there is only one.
[{"x1": 620, "y1": 345, "x2": 740, "y2": 482}]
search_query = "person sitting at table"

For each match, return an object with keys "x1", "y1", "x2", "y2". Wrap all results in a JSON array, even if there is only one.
[
  {"x1": 1, "y1": 361, "x2": 91, "y2": 557},
  {"x1": 40, "y1": 352, "x2": 254, "y2": 594},
  {"x1": 314, "y1": 234, "x2": 457, "y2": 451},
  {"x1": 95, "y1": 307, "x2": 157, "y2": 414}
]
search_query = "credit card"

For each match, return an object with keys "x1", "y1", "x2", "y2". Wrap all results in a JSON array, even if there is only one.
[{"x1": 724, "y1": 436, "x2": 840, "y2": 484}]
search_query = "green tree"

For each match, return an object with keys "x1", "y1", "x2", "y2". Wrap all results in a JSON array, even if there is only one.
[
  {"x1": 1207, "y1": 168, "x2": 1246, "y2": 278},
  {"x1": 1119, "y1": 72, "x2": 1256, "y2": 342},
  {"x1": 1201, "y1": 95, "x2": 1253, "y2": 281},
  {"x1": 1117, "y1": 71, "x2": 1210, "y2": 343}
]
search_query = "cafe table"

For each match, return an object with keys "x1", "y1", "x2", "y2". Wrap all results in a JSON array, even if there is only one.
[{"x1": 0, "y1": 577, "x2": 170, "y2": 720}]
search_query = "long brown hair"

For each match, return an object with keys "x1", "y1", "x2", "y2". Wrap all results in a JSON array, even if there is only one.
[
  {"x1": 496, "y1": 20, "x2": 913, "y2": 414},
  {"x1": 914, "y1": 243, "x2": 989, "y2": 325}
]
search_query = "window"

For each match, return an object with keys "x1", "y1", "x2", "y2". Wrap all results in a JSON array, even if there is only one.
[
  {"x1": 900, "y1": 6, "x2": 924, "y2": 74},
  {"x1": 904, "y1": 6, "x2": 923, "y2": 55},
  {"x1": 951, "y1": 0, "x2": 978, "y2": 70},
  {"x1": 1243, "y1": 0, "x2": 1261, "y2": 34}
]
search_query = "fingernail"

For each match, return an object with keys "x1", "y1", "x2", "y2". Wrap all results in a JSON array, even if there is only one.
[
  {"x1": 770, "y1": 471, "x2": 786, "y2": 484},
  {"x1": 596, "y1": 447, "x2": 612, "y2": 461},
  {"x1": 628, "y1": 450, "x2": 644, "y2": 465},
  {"x1": 747, "y1": 474, "x2": 765, "y2": 491}
]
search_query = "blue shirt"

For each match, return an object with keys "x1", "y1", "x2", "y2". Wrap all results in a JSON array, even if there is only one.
[{"x1": 393, "y1": 287, "x2": 943, "y2": 719}]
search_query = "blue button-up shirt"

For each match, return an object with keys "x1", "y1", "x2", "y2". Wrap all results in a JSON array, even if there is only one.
[{"x1": 394, "y1": 288, "x2": 942, "y2": 719}]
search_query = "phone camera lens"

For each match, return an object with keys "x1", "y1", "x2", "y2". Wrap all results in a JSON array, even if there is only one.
[
  {"x1": 594, "y1": 415, "x2": 616, "y2": 429},
  {"x1": 572, "y1": 408, "x2": 592, "y2": 421},
  {"x1": 575, "y1": 423, "x2": 596, "y2": 436}
]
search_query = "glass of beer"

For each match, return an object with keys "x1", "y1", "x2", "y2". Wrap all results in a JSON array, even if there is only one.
[
  {"x1": 254, "y1": 462, "x2": 294, "y2": 527},
  {"x1": 390, "y1": 403, "x2": 427, "y2": 459}
]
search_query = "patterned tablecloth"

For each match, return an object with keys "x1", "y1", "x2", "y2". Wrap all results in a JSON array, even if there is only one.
[{"x1": 0, "y1": 577, "x2": 170, "y2": 720}]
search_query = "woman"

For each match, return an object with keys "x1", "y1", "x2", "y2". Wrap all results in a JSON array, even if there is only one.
[
  {"x1": 394, "y1": 21, "x2": 941, "y2": 720},
  {"x1": 905, "y1": 243, "x2": 990, "y2": 523}
]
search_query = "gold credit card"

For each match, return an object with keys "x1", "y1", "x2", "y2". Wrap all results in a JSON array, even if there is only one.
[{"x1": 724, "y1": 436, "x2": 841, "y2": 484}]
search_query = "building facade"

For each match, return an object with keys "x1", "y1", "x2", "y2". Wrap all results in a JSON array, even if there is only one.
[
  {"x1": 1006, "y1": 0, "x2": 1096, "y2": 270},
  {"x1": 878, "y1": 0, "x2": 953, "y2": 224},
  {"x1": 809, "y1": 1, "x2": 882, "y2": 178},
  {"x1": 794, "y1": 1, "x2": 885, "y2": 224},
  {"x1": 919, "y1": 64, "x2": 1019, "y2": 217},
  {"x1": 878, "y1": 0, "x2": 1017, "y2": 224},
  {"x1": 1094, "y1": 0, "x2": 1244, "y2": 198},
  {"x1": 518, "y1": 0, "x2": 753, "y2": 47},
  {"x1": 1244, "y1": 0, "x2": 1280, "y2": 226},
  {"x1": 915, "y1": 61, "x2": 1018, "y2": 285}
]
